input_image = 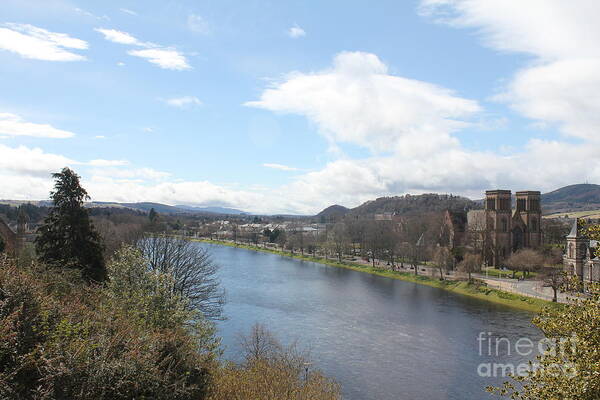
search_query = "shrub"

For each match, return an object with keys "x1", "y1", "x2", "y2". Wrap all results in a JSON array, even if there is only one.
[
  {"x1": 0, "y1": 250, "x2": 217, "y2": 400},
  {"x1": 208, "y1": 324, "x2": 341, "y2": 400}
]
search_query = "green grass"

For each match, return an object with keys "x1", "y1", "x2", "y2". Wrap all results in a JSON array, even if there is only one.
[
  {"x1": 545, "y1": 209, "x2": 600, "y2": 219},
  {"x1": 482, "y1": 268, "x2": 537, "y2": 279},
  {"x1": 194, "y1": 238, "x2": 555, "y2": 314}
]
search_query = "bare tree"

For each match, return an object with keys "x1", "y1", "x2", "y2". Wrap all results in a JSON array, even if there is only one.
[
  {"x1": 138, "y1": 235, "x2": 225, "y2": 320},
  {"x1": 433, "y1": 246, "x2": 452, "y2": 280},
  {"x1": 505, "y1": 248, "x2": 545, "y2": 278},
  {"x1": 540, "y1": 265, "x2": 566, "y2": 302},
  {"x1": 458, "y1": 253, "x2": 481, "y2": 282},
  {"x1": 239, "y1": 323, "x2": 281, "y2": 362},
  {"x1": 330, "y1": 222, "x2": 349, "y2": 262},
  {"x1": 93, "y1": 217, "x2": 144, "y2": 259}
]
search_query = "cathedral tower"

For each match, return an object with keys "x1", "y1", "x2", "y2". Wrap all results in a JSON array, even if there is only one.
[
  {"x1": 515, "y1": 191, "x2": 542, "y2": 249},
  {"x1": 485, "y1": 190, "x2": 512, "y2": 266}
]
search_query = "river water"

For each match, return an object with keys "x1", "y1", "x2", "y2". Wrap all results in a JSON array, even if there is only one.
[{"x1": 202, "y1": 243, "x2": 541, "y2": 400}]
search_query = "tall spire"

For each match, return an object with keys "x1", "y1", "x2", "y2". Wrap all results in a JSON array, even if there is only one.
[{"x1": 567, "y1": 219, "x2": 579, "y2": 238}]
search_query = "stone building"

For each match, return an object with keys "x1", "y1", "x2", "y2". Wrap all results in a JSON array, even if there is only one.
[
  {"x1": 0, "y1": 217, "x2": 18, "y2": 255},
  {"x1": 564, "y1": 220, "x2": 600, "y2": 283},
  {"x1": 464, "y1": 190, "x2": 542, "y2": 266},
  {"x1": 0, "y1": 209, "x2": 29, "y2": 257}
]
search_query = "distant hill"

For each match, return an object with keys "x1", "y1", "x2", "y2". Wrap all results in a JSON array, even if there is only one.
[
  {"x1": 0, "y1": 200, "x2": 248, "y2": 216},
  {"x1": 174, "y1": 205, "x2": 247, "y2": 215},
  {"x1": 348, "y1": 193, "x2": 479, "y2": 217},
  {"x1": 542, "y1": 184, "x2": 600, "y2": 214},
  {"x1": 316, "y1": 193, "x2": 479, "y2": 220},
  {"x1": 316, "y1": 205, "x2": 350, "y2": 220}
]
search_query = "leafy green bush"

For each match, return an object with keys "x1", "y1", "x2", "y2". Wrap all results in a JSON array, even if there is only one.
[{"x1": 0, "y1": 248, "x2": 218, "y2": 400}]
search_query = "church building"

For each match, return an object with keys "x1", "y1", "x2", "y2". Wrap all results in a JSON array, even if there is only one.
[
  {"x1": 563, "y1": 220, "x2": 600, "y2": 283},
  {"x1": 466, "y1": 190, "x2": 542, "y2": 266}
]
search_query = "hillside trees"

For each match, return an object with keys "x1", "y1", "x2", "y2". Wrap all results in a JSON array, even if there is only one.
[{"x1": 35, "y1": 168, "x2": 106, "y2": 282}]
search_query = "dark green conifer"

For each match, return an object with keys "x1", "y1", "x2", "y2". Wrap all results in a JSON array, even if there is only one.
[{"x1": 35, "y1": 168, "x2": 106, "y2": 282}]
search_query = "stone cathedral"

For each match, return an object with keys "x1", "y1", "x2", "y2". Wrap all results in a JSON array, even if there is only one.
[{"x1": 466, "y1": 190, "x2": 542, "y2": 266}]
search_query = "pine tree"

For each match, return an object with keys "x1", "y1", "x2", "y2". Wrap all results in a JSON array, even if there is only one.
[
  {"x1": 35, "y1": 168, "x2": 106, "y2": 282},
  {"x1": 148, "y1": 207, "x2": 158, "y2": 223}
]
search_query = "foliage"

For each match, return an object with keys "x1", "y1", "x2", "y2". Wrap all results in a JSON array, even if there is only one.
[
  {"x1": 208, "y1": 324, "x2": 341, "y2": 400},
  {"x1": 0, "y1": 252, "x2": 217, "y2": 400},
  {"x1": 582, "y1": 222, "x2": 600, "y2": 258},
  {"x1": 490, "y1": 281, "x2": 600, "y2": 399},
  {"x1": 0, "y1": 236, "x2": 4, "y2": 254},
  {"x1": 35, "y1": 168, "x2": 106, "y2": 282}
]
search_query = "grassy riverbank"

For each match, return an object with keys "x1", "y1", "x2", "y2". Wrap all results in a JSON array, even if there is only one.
[{"x1": 195, "y1": 238, "x2": 555, "y2": 313}]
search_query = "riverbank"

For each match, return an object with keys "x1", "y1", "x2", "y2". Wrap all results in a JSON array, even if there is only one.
[{"x1": 194, "y1": 238, "x2": 556, "y2": 313}]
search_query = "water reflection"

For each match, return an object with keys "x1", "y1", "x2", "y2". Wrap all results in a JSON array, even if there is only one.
[{"x1": 202, "y1": 243, "x2": 541, "y2": 400}]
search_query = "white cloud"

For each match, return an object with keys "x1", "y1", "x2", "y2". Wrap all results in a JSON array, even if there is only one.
[
  {"x1": 120, "y1": 8, "x2": 138, "y2": 16},
  {"x1": 242, "y1": 50, "x2": 600, "y2": 213},
  {"x1": 287, "y1": 24, "x2": 306, "y2": 38},
  {"x1": 164, "y1": 96, "x2": 202, "y2": 108},
  {"x1": 0, "y1": 23, "x2": 87, "y2": 61},
  {"x1": 117, "y1": 61, "x2": 125, "y2": 66},
  {"x1": 0, "y1": 113, "x2": 75, "y2": 138},
  {"x1": 420, "y1": 0, "x2": 600, "y2": 143},
  {"x1": 94, "y1": 135, "x2": 106, "y2": 139},
  {"x1": 128, "y1": 48, "x2": 190, "y2": 70},
  {"x1": 143, "y1": 127, "x2": 155, "y2": 133},
  {"x1": 95, "y1": 28, "x2": 140, "y2": 45},
  {"x1": 90, "y1": 167, "x2": 170, "y2": 181},
  {"x1": 95, "y1": 27, "x2": 191, "y2": 70},
  {"x1": 75, "y1": 8, "x2": 110, "y2": 21},
  {"x1": 263, "y1": 163, "x2": 300, "y2": 171},
  {"x1": 87, "y1": 159, "x2": 129, "y2": 167},
  {"x1": 188, "y1": 14, "x2": 210, "y2": 35},
  {"x1": 0, "y1": 144, "x2": 75, "y2": 179},
  {"x1": 246, "y1": 51, "x2": 480, "y2": 153}
]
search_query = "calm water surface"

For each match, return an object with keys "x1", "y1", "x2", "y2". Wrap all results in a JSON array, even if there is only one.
[{"x1": 203, "y1": 243, "x2": 541, "y2": 400}]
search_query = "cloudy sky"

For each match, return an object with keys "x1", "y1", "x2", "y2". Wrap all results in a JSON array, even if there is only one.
[{"x1": 1, "y1": 0, "x2": 599, "y2": 214}]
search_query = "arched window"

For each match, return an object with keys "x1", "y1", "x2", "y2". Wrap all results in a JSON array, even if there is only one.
[
  {"x1": 501, "y1": 217, "x2": 508, "y2": 232},
  {"x1": 569, "y1": 242, "x2": 574, "y2": 258},
  {"x1": 530, "y1": 217, "x2": 538, "y2": 233}
]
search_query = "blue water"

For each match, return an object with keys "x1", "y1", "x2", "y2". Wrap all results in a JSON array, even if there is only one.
[{"x1": 203, "y1": 243, "x2": 540, "y2": 400}]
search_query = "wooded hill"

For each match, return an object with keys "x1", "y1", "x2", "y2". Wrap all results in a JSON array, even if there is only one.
[
  {"x1": 316, "y1": 184, "x2": 600, "y2": 220},
  {"x1": 316, "y1": 193, "x2": 479, "y2": 220}
]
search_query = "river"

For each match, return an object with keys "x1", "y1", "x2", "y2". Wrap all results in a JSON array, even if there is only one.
[{"x1": 202, "y1": 243, "x2": 541, "y2": 400}]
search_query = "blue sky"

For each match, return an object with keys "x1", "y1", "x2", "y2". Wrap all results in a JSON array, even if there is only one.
[{"x1": 1, "y1": 0, "x2": 599, "y2": 214}]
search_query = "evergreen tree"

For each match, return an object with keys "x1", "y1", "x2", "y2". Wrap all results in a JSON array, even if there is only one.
[
  {"x1": 0, "y1": 236, "x2": 5, "y2": 253},
  {"x1": 148, "y1": 207, "x2": 158, "y2": 223},
  {"x1": 35, "y1": 168, "x2": 106, "y2": 282}
]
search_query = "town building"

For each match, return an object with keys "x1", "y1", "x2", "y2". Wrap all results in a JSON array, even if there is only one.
[
  {"x1": 0, "y1": 212, "x2": 28, "y2": 256},
  {"x1": 442, "y1": 189, "x2": 542, "y2": 266},
  {"x1": 564, "y1": 220, "x2": 600, "y2": 283}
]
